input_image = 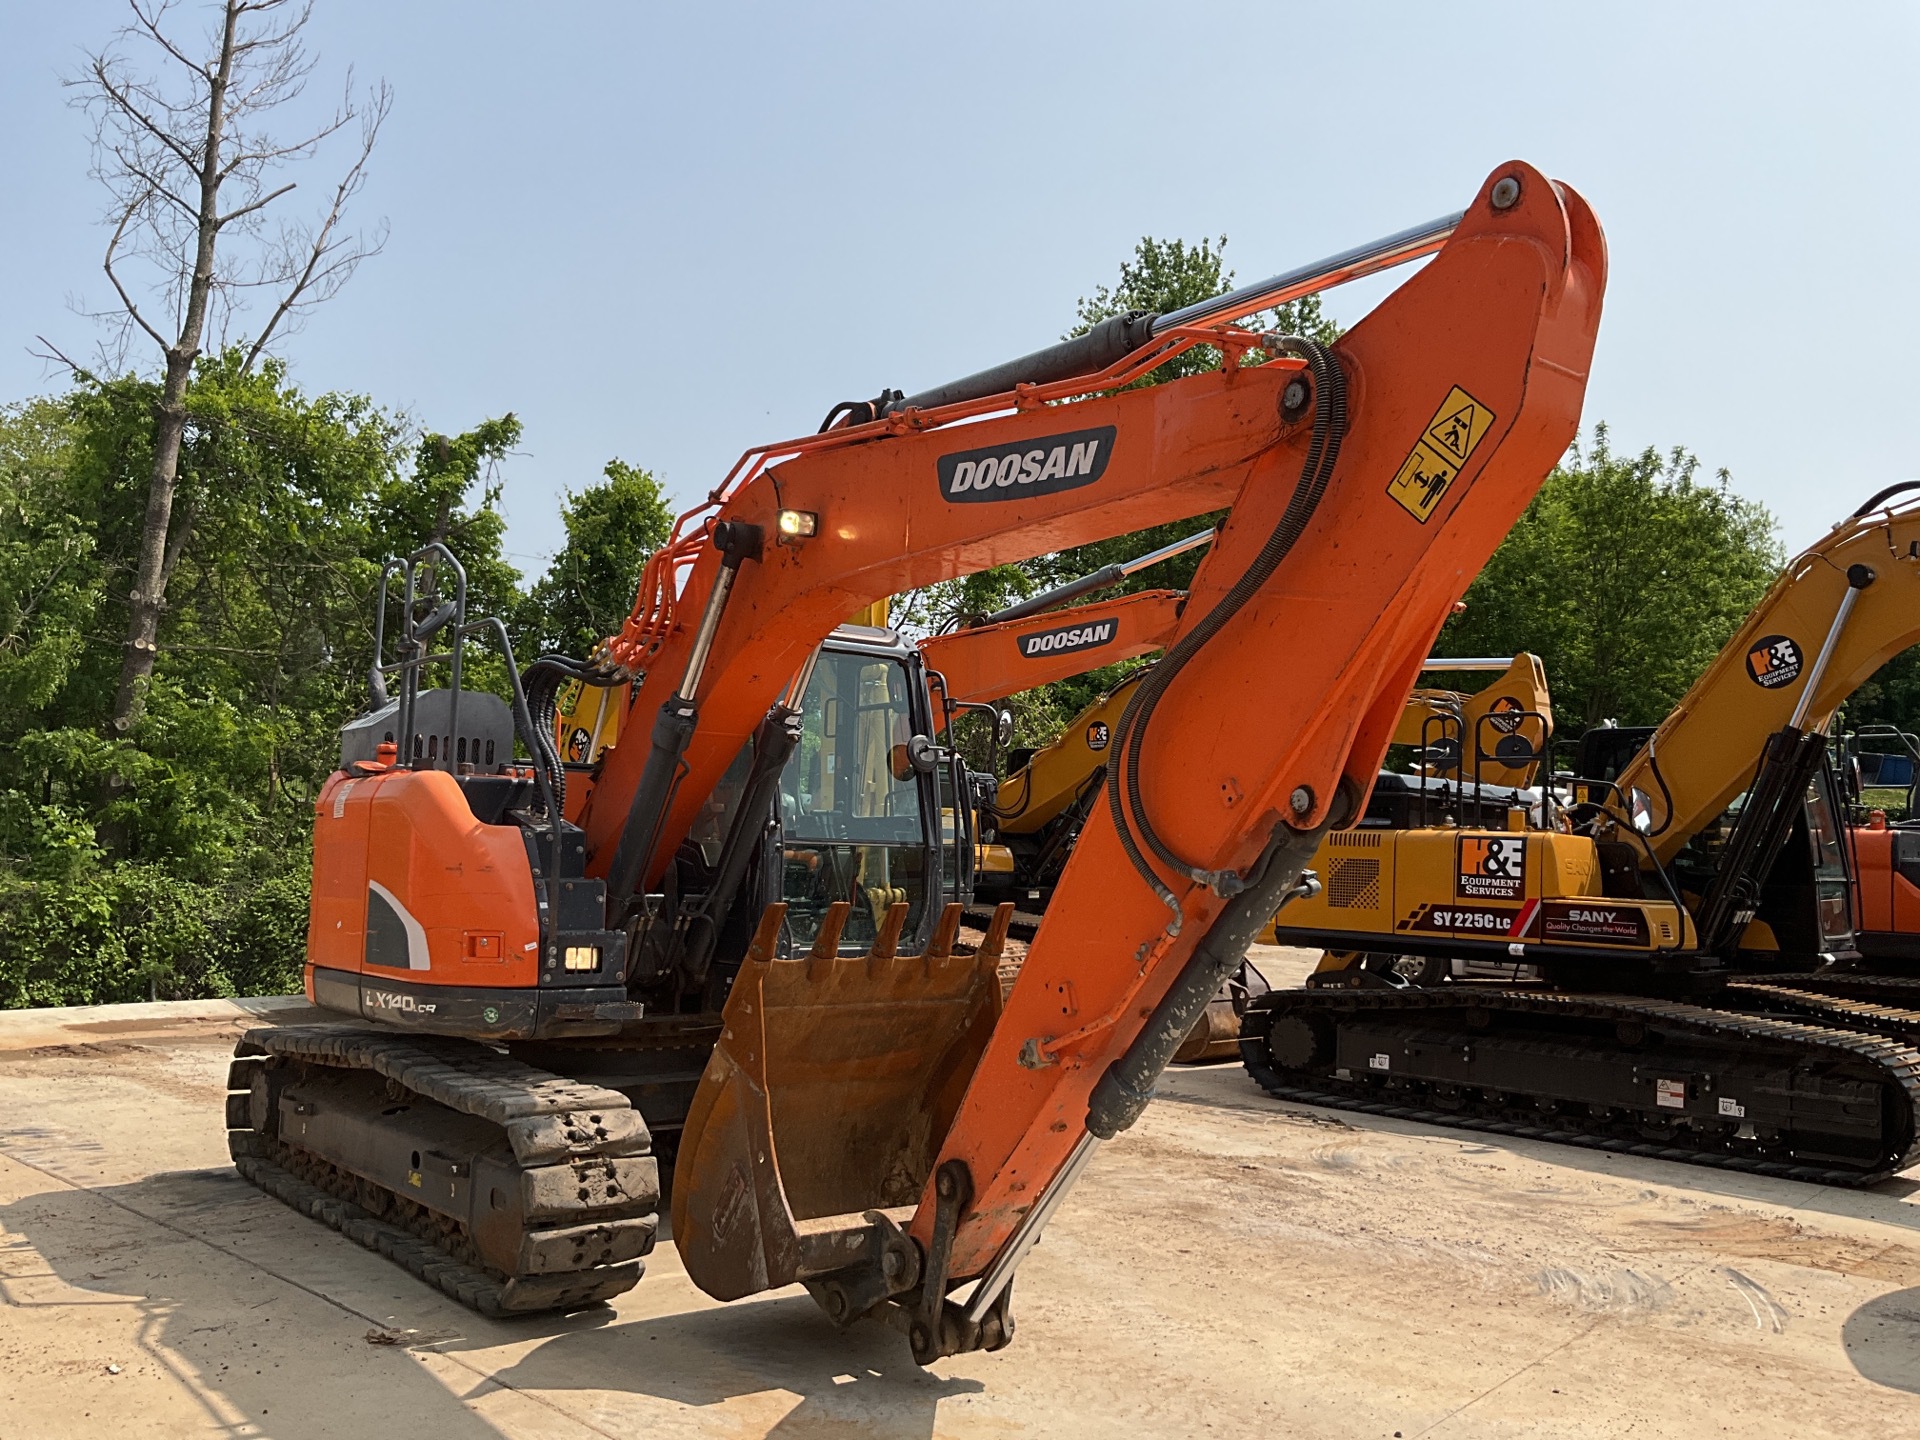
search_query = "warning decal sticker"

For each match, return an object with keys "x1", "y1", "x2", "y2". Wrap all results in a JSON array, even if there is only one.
[{"x1": 1387, "y1": 386, "x2": 1498, "y2": 523}]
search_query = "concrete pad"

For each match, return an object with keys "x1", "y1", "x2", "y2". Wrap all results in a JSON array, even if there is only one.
[{"x1": 1, "y1": 950, "x2": 1917, "y2": 1437}]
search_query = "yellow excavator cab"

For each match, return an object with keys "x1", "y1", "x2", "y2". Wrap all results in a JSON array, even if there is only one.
[{"x1": 1393, "y1": 652, "x2": 1553, "y2": 789}]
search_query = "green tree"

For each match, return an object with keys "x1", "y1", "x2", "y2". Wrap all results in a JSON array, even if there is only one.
[
  {"x1": 1841, "y1": 648, "x2": 1920, "y2": 737},
  {"x1": 0, "y1": 400, "x2": 97, "y2": 738},
  {"x1": 1436, "y1": 426, "x2": 1782, "y2": 729},
  {"x1": 64, "y1": 0, "x2": 388, "y2": 750},
  {"x1": 0, "y1": 356, "x2": 528, "y2": 1006},
  {"x1": 519, "y1": 458, "x2": 674, "y2": 657}
]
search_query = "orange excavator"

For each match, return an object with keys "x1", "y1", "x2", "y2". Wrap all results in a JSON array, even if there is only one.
[{"x1": 225, "y1": 163, "x2": 1604, "y2": 1362}]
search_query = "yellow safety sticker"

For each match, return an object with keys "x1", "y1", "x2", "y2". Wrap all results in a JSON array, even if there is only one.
[{"x1": 1386, "y1": 386, "x2": 1497, "y2": 523}]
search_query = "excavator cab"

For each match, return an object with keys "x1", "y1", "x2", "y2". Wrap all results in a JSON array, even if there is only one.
[
  {"x1": 773, "y1": 629, "x2": 956, "y2": 950},
  {"x1": 627, "y1": 623, "x2": 980, "y2": 992},
  {"x1": 1665, "y1": 745, "x2": 1859, "y2": 964}
]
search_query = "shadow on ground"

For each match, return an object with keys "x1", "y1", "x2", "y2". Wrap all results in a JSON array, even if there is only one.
[
  {"x1": 0, "y1": 1168, "x2": 518, "y2": 1438},
  {"x1": 1844, "y1": 1285, "x2": 1920, "y2": 1394},
  {"x1": 0, "y1": 1163, "x2": 978, "y2": 1439},
  {"x1": 450, "y1": 1295, "x2": 984, "y2": 1438}
]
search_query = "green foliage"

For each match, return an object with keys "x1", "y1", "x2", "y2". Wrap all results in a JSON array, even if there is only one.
[
  {"x1": 1843, "y1": 647, "x2": 1920, "y2": 737},
  {"x1": 0, "y1": 353, "x2": 611, "y2": 1006},
  {"x1": 1437, "y1": 426, "x2": 1783, "y2": 729},
  {"x1": 0, "y1": 400, "x2": 97, "y2": 729},
  {"x1": 518, "y1": 458, "x2": 673, "y2": 656}
]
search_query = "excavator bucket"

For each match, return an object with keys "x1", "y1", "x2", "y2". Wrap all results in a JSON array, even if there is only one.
[{"x1": 673, "y1": 900, "x2": 1011, "y2": 1301}]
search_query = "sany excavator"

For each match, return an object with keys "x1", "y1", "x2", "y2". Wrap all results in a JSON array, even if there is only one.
[
  {"x1": 225, "y1": 163, "x2": 1604, "y2": 1363},
  {"x1": 925, "y1": 612, "x2": 1555, "y2": 1058},
  {"x1": 964, "y1": 645, "x2": 1553, "y2": 914},
  {"x1": 1252, "y1": 484, "x2": 1920, "y2": 1186}
]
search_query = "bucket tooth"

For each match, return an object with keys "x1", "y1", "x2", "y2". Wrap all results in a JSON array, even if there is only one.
[
  {"x1": 809, "y1": 901, "x2": 852, "y2": 961},
  {"x1": 869, "y1": 901, "x2": 909, "y2": 969},
  {"x1": 746, "y1": 903, "x2": 785, "y2": 964},
  {"x1": 673, "y1": 898, "x2": 1006, "y2": 1305},
  {"x1": 977, "y1": 902, "x2": 1015, "y2": 965},
  {"x1": 926, "y1": 903, "x2": 964, "y2": 962}
]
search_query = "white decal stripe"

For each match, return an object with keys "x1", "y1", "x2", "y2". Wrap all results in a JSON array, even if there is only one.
[{"x1": 368, "y1": 879, "x2": 432, "y2": 971}]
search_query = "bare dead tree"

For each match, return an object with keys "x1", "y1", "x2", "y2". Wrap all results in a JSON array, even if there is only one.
[{"x1": 61, "y1": 0, "x2": 389, "y2": 746}]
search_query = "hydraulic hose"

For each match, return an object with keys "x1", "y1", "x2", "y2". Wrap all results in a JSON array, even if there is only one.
[
  {"x1": 519, "y1": 653, "x2": 625, "y2": 818},
  {"x1": 1102, "y1": 338, "x2": 1347, "y2": 915}
]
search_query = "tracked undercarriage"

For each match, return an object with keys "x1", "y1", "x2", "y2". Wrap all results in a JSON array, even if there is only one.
[
  {"x1": 227, "y1": 1026, "x2": 661, "y2": 1313},
  {"x1": 1240, "y1": 981, "x2": 1920, "y2": 1185}
]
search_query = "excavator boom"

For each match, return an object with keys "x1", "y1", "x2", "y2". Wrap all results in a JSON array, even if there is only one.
[
  {"x1": 1617, "y1": 490, "x2": 1920, "y2": 863},
  {"x1": 920, "y1": 587, "x2": 1186, "y2": 707},
  {"x1": 656, "y1": 163, "x2": 1605, "y2": 1355}
]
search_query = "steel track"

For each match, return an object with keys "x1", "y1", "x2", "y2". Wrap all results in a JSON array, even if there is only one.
[
  {"x1": 228, "y1": 1025, "x2": 658, "y2": 1315},
  {"x1": 1240, "y1": 987, "x2": 1920, "y2": 1186}
]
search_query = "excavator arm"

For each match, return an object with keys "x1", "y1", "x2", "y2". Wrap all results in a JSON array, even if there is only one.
[
  {"x1": 604, "y1": 163, "x2": 1610, "y2": 1361},
  {"x1": 1615, "y1": 489, "x2": 1920, "y2": 864},
  {"x1": 920, "y1": 587, "x2": 1185, "y2": 707}
]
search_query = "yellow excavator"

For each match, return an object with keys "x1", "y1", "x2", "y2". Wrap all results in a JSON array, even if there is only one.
[
  {"x1": 1250, "y1": 483, "x2": 1920, "y2": 1186},
  {"x1": 980, "y1": 650, "x2": 1553, "y2": 914},
  {"x1": 930, "y1": 647, "x2": 1553, "y2": 1059}
]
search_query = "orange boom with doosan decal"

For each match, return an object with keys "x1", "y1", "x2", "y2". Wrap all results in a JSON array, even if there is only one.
[
  {"x1": 1255, "y1": 484, "x2": 1920, "y2": 1186},
  {"x1": 225, "y1": 164, "x2": 1603, "y2": 1363}
]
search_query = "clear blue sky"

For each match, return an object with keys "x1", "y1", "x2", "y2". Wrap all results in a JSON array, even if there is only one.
[{"x1": 3, "y1": 2, "x2": 1915, "y2": 574}]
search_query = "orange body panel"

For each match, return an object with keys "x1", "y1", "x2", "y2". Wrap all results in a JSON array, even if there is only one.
[
  {"x1": 307, "y1": 766, "x2": 541, "y2": 991},
  {"x1": 1856, "y1": 827, "x2": 1892, "y2": 934},
  {"x1": 1851, "y1": 826, "x2": 1920, "y2": 941},
  {"x1": 919, "y1": 588, "x2": 1184, "y2": 707}
]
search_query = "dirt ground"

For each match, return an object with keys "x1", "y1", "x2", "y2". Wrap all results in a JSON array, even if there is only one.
[{"x1": 1, "y1": 950, "x2": 1918, "y2": 1438}]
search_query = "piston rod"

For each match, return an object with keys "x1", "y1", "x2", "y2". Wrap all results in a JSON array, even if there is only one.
[
  {"x1": 894, "y1": 212, "x2": 1462, "y2": 416},
  {"x1": 1789, "y1": 564, "x2": 1876, "y2": 731},
  {"x1": 1152, "y1": 211, "x2": 1463, "y2": 334},
  {"x1": 981, "y1": 526, "x2": 1216, "y2": 627},
  {"x1": 1420, "y1": 656, "x2": 1518, "y2": 672},
  {"x1": 963, "y1": 1130, "x2": 1101, "y2": 1324}
]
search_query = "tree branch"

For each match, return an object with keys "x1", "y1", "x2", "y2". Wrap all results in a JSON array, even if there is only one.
[
  {"x1": 216, "y1": 179, "x2": 294, "y2": 228},
  {"x1": 128, "y1": 0, "x2": 214, "y2": 82},
  {"x1": 158, "y1": 495, "x2": 199, "y2": 592},
  {"x1": 85, "y1": 55, "x2": 199, "y2": 166},
  {"x1": 241, "y1": 79, "x2": 388, "y2": 369},
  {"x1": 30, "y1": 333, "x2": 90, "y2": 379},
  {"x1": 103, "y1": 204, "x2": 171, "y2": 350}
]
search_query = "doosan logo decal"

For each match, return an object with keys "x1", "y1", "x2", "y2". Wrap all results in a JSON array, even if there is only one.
[
  {"x1": 937, "y1": 426, "x2": 1116, "y2": 503},
  {"x1": 1018, "y1": 618, "x2": 1117, "y2": 659}
]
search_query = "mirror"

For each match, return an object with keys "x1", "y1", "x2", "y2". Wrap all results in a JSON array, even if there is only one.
[
  {"x1": 996, "y1": 708, "x2": 1015, "y2": 750},
  {"x1": 907, "y1": 733, "x2": 944, "y2": 776}
]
